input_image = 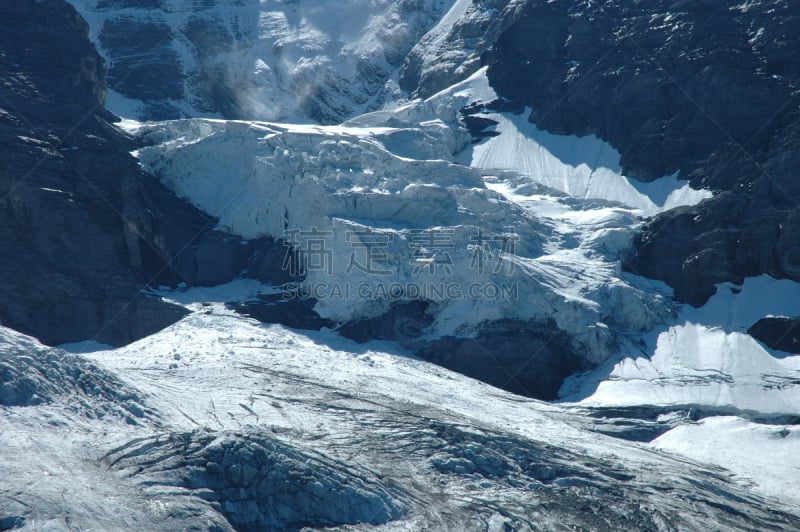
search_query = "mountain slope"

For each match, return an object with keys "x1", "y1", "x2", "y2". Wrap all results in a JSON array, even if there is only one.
[
  {"x1": 0, "y1": 0, "x2": 296, "y2": 346},
  {"x1": 0, "y1": 0, "x2": 189, "y2": 345},
  {"x1": 1, "y1": 0, "x2": 800, "y2": 529},
  {"x1": 2, "y1": 310, "x2": 799, "y2": 529},
  {"x1": 482, "y1": 0, "x2": 800, "y2": 305},
  {"x1": 129, "y1": 70, "x2": 696, "y2": 399},
  {"x1": 69, "y1": 0, "x2": 457, "y2": 122}
]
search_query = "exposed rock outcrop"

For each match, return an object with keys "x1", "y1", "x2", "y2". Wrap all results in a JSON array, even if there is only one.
[
  {"x1": 483, "y1": 0, "x2": 800, "y2": 305},
  {"x1": 0, "y1": 327, "x2": 153, "y2": 422},
  {"x1": 416, "y1": 319, "x2": 583, "y2": 400},
  {"x1": 0, "y1": 0, "x2": 286, "y2": 346},
  {"x1": 70, "y1": 0, "x2": 456, "y2": 123},
  {"x1": 399, "y1": 0, "x2": 516, "y2": 98},
  {"x1": 748, "y1": 316, "x2": 800, "y2": 354},
  {"x1": 106, "y1": 429, "x2": 408, "y2": 532}
]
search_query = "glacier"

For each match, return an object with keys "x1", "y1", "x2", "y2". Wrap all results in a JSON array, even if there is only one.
[
  {"x1": 3, "y1": 0, "x2": 799, "y2": 529},
  {"x1": 130, "y1": 69, "x2": 689, "y2": 364},
  {"x1": 3, "y1": 310, "x2": 799, "y2": 529},
  {"x1": 120, "y1": 66, "x2": 800, "y2": 520}
]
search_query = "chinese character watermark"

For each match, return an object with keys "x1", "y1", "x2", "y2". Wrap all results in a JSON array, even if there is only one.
[
  {"x1": 409, "y1": 228, "x2": 455, "y2": 275},
  {"x1": 468, "y1": 227, "x2": 518, "y2": 275},
  {"x1": 282, "y1": 227, "x2": 334, "y2": 276},
  {"x1": 281, "y1": 226, "x2": 519, "y2": 279},
  {"x1": 345, "y1": 231, "x2": 394, "y2": 275}
]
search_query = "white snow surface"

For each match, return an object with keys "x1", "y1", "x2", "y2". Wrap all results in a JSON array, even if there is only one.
[
  {"x1": 467, "y1": 109, "x2": 711, "y2": 215},
  {"x1": 128, "y1": 63, "x2": 800, "y2": 459},
  {"x1": 563, "y1": 275, "x2": 800, "y2": 417},
  {"x1": 2, "y1": 313, "x2": 799, "y2": 528},
  {"x1": 5, "y1": 5, "x2": 799, "y2": 523},
  {"x1": 129, "y1": 69, "x2": 800, "y2": 428},
  {"x1": 653, "y1": 416, "x2": 800, "y2": 507},
  {"x1": 569, "y1": 322, "x2": 800, "y2": 414}
]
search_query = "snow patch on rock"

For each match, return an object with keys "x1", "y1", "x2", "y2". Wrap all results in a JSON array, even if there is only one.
[
  {"x1": 563, "y1": 275, "x2": 800, "y2": 416},
  {"x1": 468, "y1": 109, "x2": 712, "y2": 215}
]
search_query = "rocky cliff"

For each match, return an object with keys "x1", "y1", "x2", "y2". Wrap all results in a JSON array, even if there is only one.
[
  {"x1": 0, "y1": 0, "x2": 288, "y2": 346},
  {"x1": 69, "y1": 0, "x2": 456, "y2": 122},
  {"x1": 482, "y1": 0, "x2": 800, "y2": 305}
]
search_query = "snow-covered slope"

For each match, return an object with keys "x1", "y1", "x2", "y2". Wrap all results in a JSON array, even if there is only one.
[
  {"x1": 563, "y1": 275, "x2": 800, "y2": 415},
  {"x1": 653, "y1": 416, "x2": 800, "y2": 507},
  {"x1": 469, "y1": 110, "x2": 711, "y2": 215},
  {"x1": 129, "y1": 67, "x2": 800, "y2": 413},
  {"x1": 107, "y1": 61, "x2": 800, "y2": 523},
  {"x1": 69, "y1": 0, "x2": 455, "y2": 122},
  {"x1": 557, "y1": 274, "x2": 800, "y2": 506},
  {"x1": 3, "y1": 309, "x2": 799, "y2": 529}
]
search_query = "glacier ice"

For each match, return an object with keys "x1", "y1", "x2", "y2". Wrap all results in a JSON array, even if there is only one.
[
  {"x1": 130, "y1": 70, "x2": 696, "y2": 369},
  {"x1": 2, "y1": 312, "x2": 799, "y2": 529}
]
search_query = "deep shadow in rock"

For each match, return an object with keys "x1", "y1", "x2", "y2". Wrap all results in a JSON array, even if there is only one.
[
  {"x1": 748, "y1": 316, "x2": 800, "y2": 355},
  {"x1": 416, "y1": 319, "x2": 584, "y2": 401},
  {"x1": 338, "y1": 301, "x2": 433, "y2": 343},
  {"x1": 229, "y1": 294, "x2": 335, "y2": 331}
]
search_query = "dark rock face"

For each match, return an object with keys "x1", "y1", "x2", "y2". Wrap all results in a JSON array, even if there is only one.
[
  {"x1": 0, "y1": 0, "x2": 107, "y2": 108},
  {"x1": 0, "y1": 0, "x2": 287, "y2": 346},
  {"x1": 460, "y1": 103, "x2": 501, "y2": 142},
  {"x1": 76, "y1": 0, "x2": 455, "y2": 123},
  {"x1": 485, "y1": 0, "x2": 797, "y2": 183},
  {"x1": 416, "y1": 319, "x2": 583, "y2": 400},
  {"x1": 399, "y1": 0, "x2": 515, "y2": 98},
  {"x1": 229, "y1": 292, "x2": 580, "y2": 401},
  {"x1": 100, "y1": 16, "x2": 185, "y2": 105},
  {"x1": 748, "y1": 316, "x2": 800, "y2": 354},
  {"x1": 226, "y1": 294, "x2": 582, "y2": 401},
  {"x1": 0, "y1": 0, "x2": 174, "y2": 345},
  {"x1": 229, "y1": 294, "x2": 335, "y2": 332},
  {"x1": 338, "y1": 301, "x2": 433, "y2": 343},
  {"x1": 0, "y1": 515, "x2": 26, "y2": 530},
  {"x1": 92, "y1": 1, "x2": 235, "y2": 120},
  {"x1": 483, "y1": 0, "x2": 800, "y2": 305}
]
